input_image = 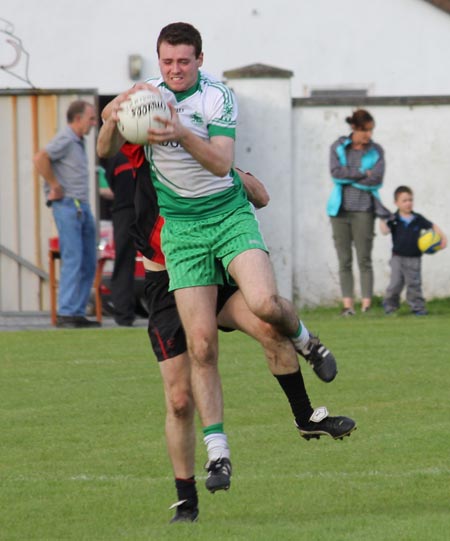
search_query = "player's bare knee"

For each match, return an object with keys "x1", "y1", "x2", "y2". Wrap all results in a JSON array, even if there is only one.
[
  {"x1": 187, "y1": 335, "x2": 217, "y2": 367},
  {"x1": 168, "y1": 390, "x2": 194, "y2": 420},
  {"x1": 258, "y1": 325, "x2": 298, "y2": 373},
  {"x1": 253, "y1": 319, "x2": 282, "y2": 348},
  {"x1": 249, "y1": 294, "x2": 281, "y2": 323},
  {"x1": 265, "y1": 342, "x2": 299, "y2": 374}
]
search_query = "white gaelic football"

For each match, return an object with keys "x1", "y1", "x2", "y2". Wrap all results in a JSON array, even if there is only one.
[{"x1": 117, "y1": 89, "x2": 170, "y2": 145}]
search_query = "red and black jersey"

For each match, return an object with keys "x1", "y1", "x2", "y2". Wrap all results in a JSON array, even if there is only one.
[
  {"x1": 104, "y1": 144, "x2": 137, "y2": 212},
  {"x1": 121, "y1": 144, "x2": 165, "y2": 265}
]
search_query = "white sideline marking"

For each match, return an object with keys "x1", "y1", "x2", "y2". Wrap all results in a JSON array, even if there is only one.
[
  {"x1": 5, "y1": 467, "x2": 449, "y2": 484},
  {"x1": 68, "y1": 359, "x2": 126, "y2": 365}
]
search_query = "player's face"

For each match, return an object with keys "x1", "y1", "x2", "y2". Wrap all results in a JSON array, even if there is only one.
[
  {"x1": 80, "y1": 105, "x2": 97, "y2": 135},
  {"x1": 351, "y1": 122, "x2": 374, "y2": 146},
  {"x1": 396, "y1": 192, "x2": 414, "y2": 214},
  {"x1": 158, "y1": 42, "x2": 203, "y2": 92}
]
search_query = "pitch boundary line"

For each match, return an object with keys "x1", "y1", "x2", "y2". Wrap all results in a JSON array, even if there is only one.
[{"x1": 3, "y1": 467, "x2": 449, "y2": 484}]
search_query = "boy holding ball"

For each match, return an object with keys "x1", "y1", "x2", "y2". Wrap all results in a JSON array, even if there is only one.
[{"x1": 379, "y1": 185, "x2": 447, "y2": 315}]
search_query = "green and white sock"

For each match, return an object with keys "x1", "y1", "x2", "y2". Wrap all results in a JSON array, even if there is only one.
[
  {"x1": 291, "y1": 321, "x2": 310, "y2": 353},
  {"x1": 203, "y1": 423, "x2": 230, "y2": 461}
]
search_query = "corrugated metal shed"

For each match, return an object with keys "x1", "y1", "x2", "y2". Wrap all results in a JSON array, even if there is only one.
[{"x1": 0, "y1": 89, "x2": 97, "y2": 312}]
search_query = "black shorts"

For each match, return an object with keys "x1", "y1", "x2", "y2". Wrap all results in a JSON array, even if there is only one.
[{"x1": 144, "y1": 270, "x2": 237, "y2": 362}]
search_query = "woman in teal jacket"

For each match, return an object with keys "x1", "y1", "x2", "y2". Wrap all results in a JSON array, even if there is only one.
[{"x1": 327, "y1": 109, "x2": 386, "y2": 315}]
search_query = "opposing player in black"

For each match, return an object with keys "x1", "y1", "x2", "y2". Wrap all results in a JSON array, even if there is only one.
[{"x1": 104, "y1": 143, "x2": 139, "y2": 326}]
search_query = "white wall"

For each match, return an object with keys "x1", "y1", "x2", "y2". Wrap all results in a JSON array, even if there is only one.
[
  {"x1": 291, "y1": 101, "x2": 450, "y2": 306},
  {"x1": 231, "y1": 77, "x2": 293, "y2": 300},
  {"x1": 1, "y1": 0, "x2": 450, "y2": 97},
  {"x1": 227, "y1": 67, "x2": 450, "y2": 306}
]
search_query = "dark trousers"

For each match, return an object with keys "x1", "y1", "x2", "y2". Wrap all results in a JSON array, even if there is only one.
[{"x1": 111, "y1": 207, "x2": 137, "y2": 325}]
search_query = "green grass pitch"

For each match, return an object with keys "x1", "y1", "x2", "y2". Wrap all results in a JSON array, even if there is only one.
[{"x1": 1, "y1": 301, "x2": 450, "y2": 540}]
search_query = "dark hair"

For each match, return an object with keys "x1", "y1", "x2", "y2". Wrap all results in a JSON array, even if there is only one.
[
  {"x1": 394, "y1": 185, "x2": 413, "y2": 200},
  {"x1": 66, "y1": 100, "x2": 92, "y2": 123},
  {"x1": 345, "y1": 109, "x2": 374, "y2": 130},
  {"x1": 157, "y1": 22, "x2": 202, "y2": 58}
]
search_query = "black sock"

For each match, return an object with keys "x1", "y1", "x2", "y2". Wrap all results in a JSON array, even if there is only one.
[
  {"x1": 175, "y1": 476, "x2": 198, "y2": 508},
  {"x1": 274, "y1": 369, "x2": 314, "y2": 425}
]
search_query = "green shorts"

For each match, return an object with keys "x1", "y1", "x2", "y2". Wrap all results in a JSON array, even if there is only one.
[{"x1": 161, "y1": 205, "x2": 268, "y2": 291}]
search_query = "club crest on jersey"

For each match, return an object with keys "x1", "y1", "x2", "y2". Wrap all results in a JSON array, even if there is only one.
[{"x1": 190, "y1": 112, "x2": 204, "y2": 125}]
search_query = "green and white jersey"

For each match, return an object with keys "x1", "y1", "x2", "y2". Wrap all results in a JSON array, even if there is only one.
[{"x1": 144, "y1": 71, "x2": 248, "y2": 220}]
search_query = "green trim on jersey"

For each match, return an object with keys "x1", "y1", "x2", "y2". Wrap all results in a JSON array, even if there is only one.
[
  {"x1": 151, "y1": 167, "x2": 248, "y2": 220},
  {"x1": 208, "y1": 125, "x2": 235, "y2": 138},
  {"x1": 161, "y1": 73, "x2": 201, "y2": 102},
  {"x1": 207, "y1": 80, "x2": 235, "y2": 128}
]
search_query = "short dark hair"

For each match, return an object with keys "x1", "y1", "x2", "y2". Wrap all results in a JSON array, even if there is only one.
[
  {"x1": 345, "y1": 109, "x2": 374, "y2": 130},
  {"x1": 394, "y1": 185, "x2": 413, "y2": 200},
  {"x1": 66, "y1": 100, "x2": 92, "y2": 123},
  {"x1": 157, "y1": 22, "x2": 202, "y2": 58}
]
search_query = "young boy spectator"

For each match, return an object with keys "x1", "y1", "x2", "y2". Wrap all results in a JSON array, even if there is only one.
[{"x1": 379, "y1": 185, "x2": 447, "y2": 315}]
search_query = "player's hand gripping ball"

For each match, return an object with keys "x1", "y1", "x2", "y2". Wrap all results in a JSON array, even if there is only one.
[
  {"x1": 117, "y1": 89, "x2": 170, "y2": 145},
  {"x1": 418, "y1": 229, "x2": 442, "y2": 254}
]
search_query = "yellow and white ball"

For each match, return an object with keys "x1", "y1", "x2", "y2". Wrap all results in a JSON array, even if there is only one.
[{"x1": 418, "y1": 229, "x2": 442, "y2": 254}]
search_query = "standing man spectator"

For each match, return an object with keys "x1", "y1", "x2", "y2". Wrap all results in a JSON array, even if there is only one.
[{"x1": 34, "y1": 100, "x2": 100, "y2": 328}]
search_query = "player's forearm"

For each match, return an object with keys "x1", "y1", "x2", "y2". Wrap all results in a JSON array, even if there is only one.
[
  {"x1": 179, "y1": 130, "x2": 234, "y2": 178},
  {"x1": 99, "y1": 187, "x2": 114, "y2": 200},
  {"x1": 237, "y1": 169, "x2": 270, "y2": 209},
  {"x1": 97, "y1": 117, "x2": 125, "y2": 158}
]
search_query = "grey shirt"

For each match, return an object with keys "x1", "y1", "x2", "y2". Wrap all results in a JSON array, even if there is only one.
[{"x1": 45, "y1": 126, "x2": 90, "y2": 202}]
